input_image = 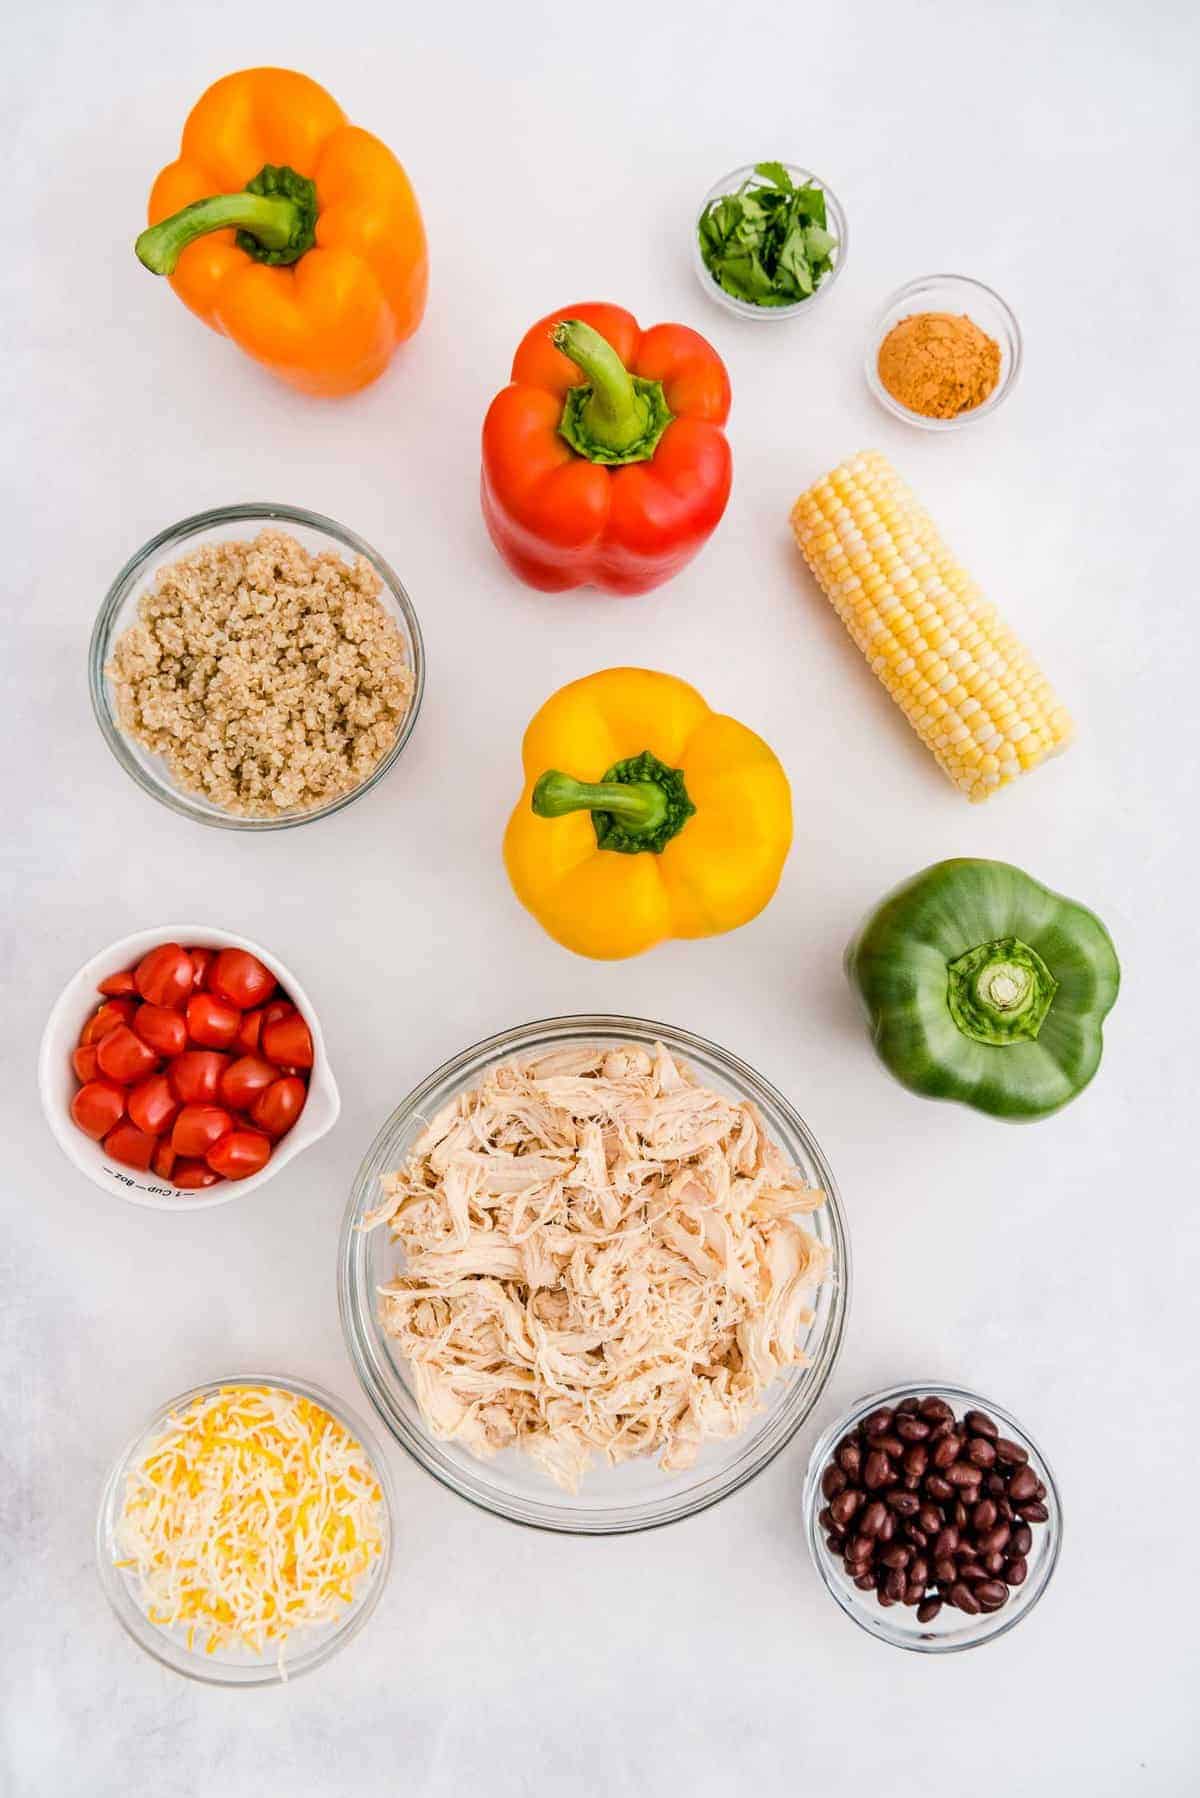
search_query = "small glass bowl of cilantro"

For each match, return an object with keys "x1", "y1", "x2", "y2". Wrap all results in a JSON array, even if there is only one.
[{"x1": 694, "y1": 162, "x2": 846, "y2": 319}]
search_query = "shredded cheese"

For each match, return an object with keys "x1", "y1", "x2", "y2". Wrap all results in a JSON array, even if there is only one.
[{"x1": 117, "y1": 1385, "x2": 384, "y2": 1671}]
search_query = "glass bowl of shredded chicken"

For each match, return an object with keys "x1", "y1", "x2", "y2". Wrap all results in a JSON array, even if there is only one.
[
  {"x1": 96, "y1": 1373, "x2": 395, "y2": 1684},
  {"x1": 339, "y1": 1017, "x2": 849, "y2": 1533}
]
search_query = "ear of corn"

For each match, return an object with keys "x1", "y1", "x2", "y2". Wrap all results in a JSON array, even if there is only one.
[{"x1": 790, "y1": 450, "x2": 1073, "y2": 802}]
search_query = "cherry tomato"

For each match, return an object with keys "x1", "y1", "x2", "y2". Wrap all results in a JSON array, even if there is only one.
[
  {"x1": 186, "y1": 992, "x2": 241, "y2": 1050},
  {"x1": 263, "y1": 999, "x2": 293, "y2": 1025},
  {"x1": 235, "y1": 1009, "x2": 264, "y2": 1054},
  {"x1": 70, "y1": 1079, "x2": 125, "y2": 1140},
  {"x1": 209, "y1": 949, "x2": 276, "y2": 1011},
  {"x1": 103, "y1": 1121, "x2": 157, "y2": 1171},
  {"x1": 250, "y1": 1076, "x2": 307, "y2": 1138},
  {"x1": 134, "y1": 943, "x2": 194, "y2": 1009},
  {"x1": 169, "y1": 1050, "x2": 227, "y2": 1105},
  {"x1": 127, "y1": 1073, "x2": 179, "y2": 1137},
  {"x1": 133, "y1": 1003, "x2": 188, "y2": 1058},
  {"x1": 172, "y1": 1104, "x2": 234, "y2": 1158},
  {"x1": 97, "y1": 968, "x2": 136, "y2": 998},
  {"x1": 152, "y1": 1140, "x2": 177, "y2": 1181},
  {"x1": 173, "y1": 1158, "x2": 220, "y2": 1190},
  {"x1": 220, "y1": 1054, "x2": 277, "y2": 1110},
  {"x1": 79, "y1": 997, "x2": 136, "y2": 1046},
  {"x1": 188, "y1": 947, "x2": 215, "y2": 989},
  {"x1": 262, "y1": 1010, "x2": 313, "y2": 1070},
  {"x1": 97, "y1": 1024, "x2": 159, "y2": 1085},
  {"x1": 72, "y1": 1044, "x2": 99, "y2": 1083},
  {"x1": 206, "y1": 1130, "x2": 272, "y2": 1181}
]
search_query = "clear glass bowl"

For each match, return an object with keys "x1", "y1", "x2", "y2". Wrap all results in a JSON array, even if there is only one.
[
  {"x1": 692, "y1": 162, "x2": 848, "y2": 321},
  {"x1": 89, "y1": 503, "x2": 425, "y2": 830},
  {"x1": 803, "y1": 1381, "x2": 1061, "y2": 1653},
  {"x1": 96, "y1": 1373, "x2": 395, "y2": 1686},
  {"x1": 866, "y1": 274, "x2": 1022, "y2": 430},
  {"x1": 339, "y1": 1014, "x2": 850, "y2": 1535}
]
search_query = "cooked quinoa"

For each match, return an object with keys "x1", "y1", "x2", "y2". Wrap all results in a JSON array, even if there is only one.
[{"x1": 107, "y1": 530, "x2": 414, "y2": 816}]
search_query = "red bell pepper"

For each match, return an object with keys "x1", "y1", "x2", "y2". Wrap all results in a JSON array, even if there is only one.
[{"x1": 481, "y1": 303, "x2": 732, "y2": 595}]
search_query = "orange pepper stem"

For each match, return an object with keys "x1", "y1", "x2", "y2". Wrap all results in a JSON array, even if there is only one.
[
  {"x1": 553, "y1": 320, "x2": 674, "y2": 466},
  {"x1": 531, "y1": 752, "x2": 694, "y2": 855},
  {"x1": 136, "y1": 164, "x2": 318, "y2": 276}
]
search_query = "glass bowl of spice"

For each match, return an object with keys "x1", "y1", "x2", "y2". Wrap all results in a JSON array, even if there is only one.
[
  {"x1": 693, "y1": 162, "x2": 848, "y2": 321},
  {"x1": 96, "y1": 1373, "x2": 395, "y2": 1685},
  {"x1": 89, "y1": 503, "x2": 425, "y2": 830},
  {"x1": 803, "y1": 1381, "x2": 1062, "y2": 1654},
  {"x1": 866, "y1": 275, "x2": 1021, "y2": 429}
]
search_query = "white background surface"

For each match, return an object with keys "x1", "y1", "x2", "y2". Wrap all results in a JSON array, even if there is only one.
[{"x1": 3, "y1": 1, "x2": 1198, "y2": 1792}]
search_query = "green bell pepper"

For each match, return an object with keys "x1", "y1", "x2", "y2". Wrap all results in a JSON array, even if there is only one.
[{"x1": 846, "y1": 859, "x2": 1120, "y2": 1121}]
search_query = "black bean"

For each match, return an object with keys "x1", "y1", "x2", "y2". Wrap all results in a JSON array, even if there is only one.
[
  {"x1": 847, "y1": 1534, "x2": 874, "y2": 1564},
  {"x1": 863, "y1": 1449, "x2": 892, "y2": 1490},
  {"x1": 831, "y1": 1489, "x2": 863, "y2": 1528},
  {"x1": 896, "y1": 1396, "x2": 921, "y2": 1415},
  {"x1": 818, "y1": 1505, "x2": 835, "y2": 1531},
  {"x1": 826, "y1": 1533, "x2": 844, "y2": 1554},
  {"x1": 896, "y1": 1415, "x2": 931, "y2": 1442},
  {"x1": 919, "y1": 1396, "x2": 954, "y2": 1423},
  {"x1": 924, "y1": 1473, "x2": 953, "y2": 1502},
  {"x1": 904, "y1": 1443, "x2": 929, "y2": 1479},
  {"x1": 853, "y1": 1572, "x2": 875, "y2": 1590},
  {"x1": 932, "y1": 1433, "x2": 962, "y2": 1469},
  {"x1": 902, "y1": 1470, "x2": 923, "y2": 1492},
  {"x1": 862, "y1": 1407, "x2": 894, "y2": 1439},
  {"x1": 880, "y1": 1544, "x2": 911, "y2": 1570},
  {"x1": 993, "y1": 1436, "x2": 1029, "y2": 1467},
  {"x1": 885, "y1": 1567, "x2": 907, "y2": 1602},
  {"x1": 877, "y1": 1434, "x2": 906, "y2": 1459},
  {"x1": 877, "y1": 1589, "x2": 898, "y2": 1607},
  {"x1": 952, "y1": 1499, "x2": 969, "y2": 1529},
  {"x1": 933, "y1": 1526, "x2": 958, "y2": 1559},
  {"x1": 982, "y1": 1551, "x2": 1006, "y2": 1576},
  {"x1": 859, "y1": 1500, "x2": 887, "y2": 1536},
  {"x1": 821, "y1": 1464, "x2": 848, "y2": 1500},
  {"x1": 946, "y1": 1462, "x2": 982, "y2": 1489},
  {"x1": 918, "y1": 1504, "x2": 942, "y2": 1535},
  {"x1": 1005, "y1": 1555, "x2": 1028, "y2": 1586},
  {"x1": 908, "y1": 1555, "x2": 929, "y2": 1590},
  {"x1": 906, "y1": 1527, "x2": 928, "y2": 1551},
  {"x1": 978, "y1": 1523, "x2": 1011, "y2": 1557},
  {"x1": 917, "y1": 1597, "x2": 943, "y2": 1623},
  {"x1": 886, "y1": 1491, "x2": 919, "y2": 1517},
  {"x1": 972, "y1": 1498, "x2": 998, "y2": 1533},
  {"x1": 975, "y1": 1580, "x2": 1009, "y2": 1611},
  {"x1": 1009, "y1": 1524, "x2": 1033, "y2": 1557},
  {"x1": 1007, "y1": 1465, "x2": 1039, "y2": 1503},
  {"x1": 949, "y1": 1582, "x2": 981, "y2": 1615},
  {"x1": 966, "y1": 1436, "x2": 997, "y2": 1468},
  {"x1": 1034, "y1": 1480, "x2": 1047, "y2": 1502},
  {"x1": 965, "y1": 1409, "x2": 998, "y2": 1439},
  {"x1": 877, "y1": 1511, "x2": 896, "y2": 1543},
  {"x1": 934, "y1": 1555, "x2": 957, "y2": 1584},
  {"x1": 837, "y1": 1439, "x2": 863, "y2": 1479},
  {"x1": 1018, "y1": 1501, "x2": 1049, "y2": 1523},
  {"x1": 957, "y1": 1560, "x2": 987, "y2": 1581}
]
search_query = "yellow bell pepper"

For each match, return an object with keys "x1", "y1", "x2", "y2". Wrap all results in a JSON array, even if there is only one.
[{"x1": 504, "y1": 668, "x2": 792, "y2": 959}]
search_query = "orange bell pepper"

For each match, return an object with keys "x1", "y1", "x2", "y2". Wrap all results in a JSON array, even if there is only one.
[{"x1": 135, "y1": 69, "x2": 428, "y2": 397}]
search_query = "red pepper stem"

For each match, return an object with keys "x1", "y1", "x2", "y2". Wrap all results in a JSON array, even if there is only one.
[{"x1": 553, "y1": 319, "x2": 660, "y2": 459}]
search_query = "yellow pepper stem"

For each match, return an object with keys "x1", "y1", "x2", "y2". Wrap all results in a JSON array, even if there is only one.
[{"x1": 531, "y1": 752, "x2": 694, "y2": 855}]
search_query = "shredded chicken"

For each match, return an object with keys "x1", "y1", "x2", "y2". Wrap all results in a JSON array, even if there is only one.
[{"x1": 365, "y1": 1043, "x2": 829, "y2": 1492}]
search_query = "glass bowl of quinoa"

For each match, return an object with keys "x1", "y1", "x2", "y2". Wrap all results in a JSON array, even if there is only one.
[{"x1": 90, "y1": 504, "x2": 425, "y2": 830}]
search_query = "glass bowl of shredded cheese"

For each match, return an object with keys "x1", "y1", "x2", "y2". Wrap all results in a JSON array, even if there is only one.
[
  {"x1": 96, "y1": 1375, "x2": 395, "y2": 1684},
  {"x1": 339, "y1": 1015, "x2": 850, "y2": 1534}
]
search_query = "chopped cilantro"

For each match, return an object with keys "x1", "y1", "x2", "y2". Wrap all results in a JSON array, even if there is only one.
[{"x1": 698, "y1": 163, "x2": 839, "y2": 309}]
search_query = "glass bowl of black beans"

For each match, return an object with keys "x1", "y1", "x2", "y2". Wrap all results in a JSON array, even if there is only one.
[{"x1": 802, "y1": 1382, "x2": 1061, "y2": 1653}]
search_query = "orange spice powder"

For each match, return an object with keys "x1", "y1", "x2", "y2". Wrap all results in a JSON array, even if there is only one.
[{"x1": 877, "y1": 312, "x2": 1001, "y2": 420}]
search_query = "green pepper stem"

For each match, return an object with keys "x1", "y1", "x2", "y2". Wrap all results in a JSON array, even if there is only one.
[
  {"x1": 946, "y1": 936, "x2": 1058, "y2": 1046},
  {"x1": 136, "y1": 192, "x2": 299, "y2": 275},
  {"x1": 552, "y1": 320, "x2": 650, "y2": 455},
  {"x1": 532, "y1": 770, "x2": 668, "y2": 836}
]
